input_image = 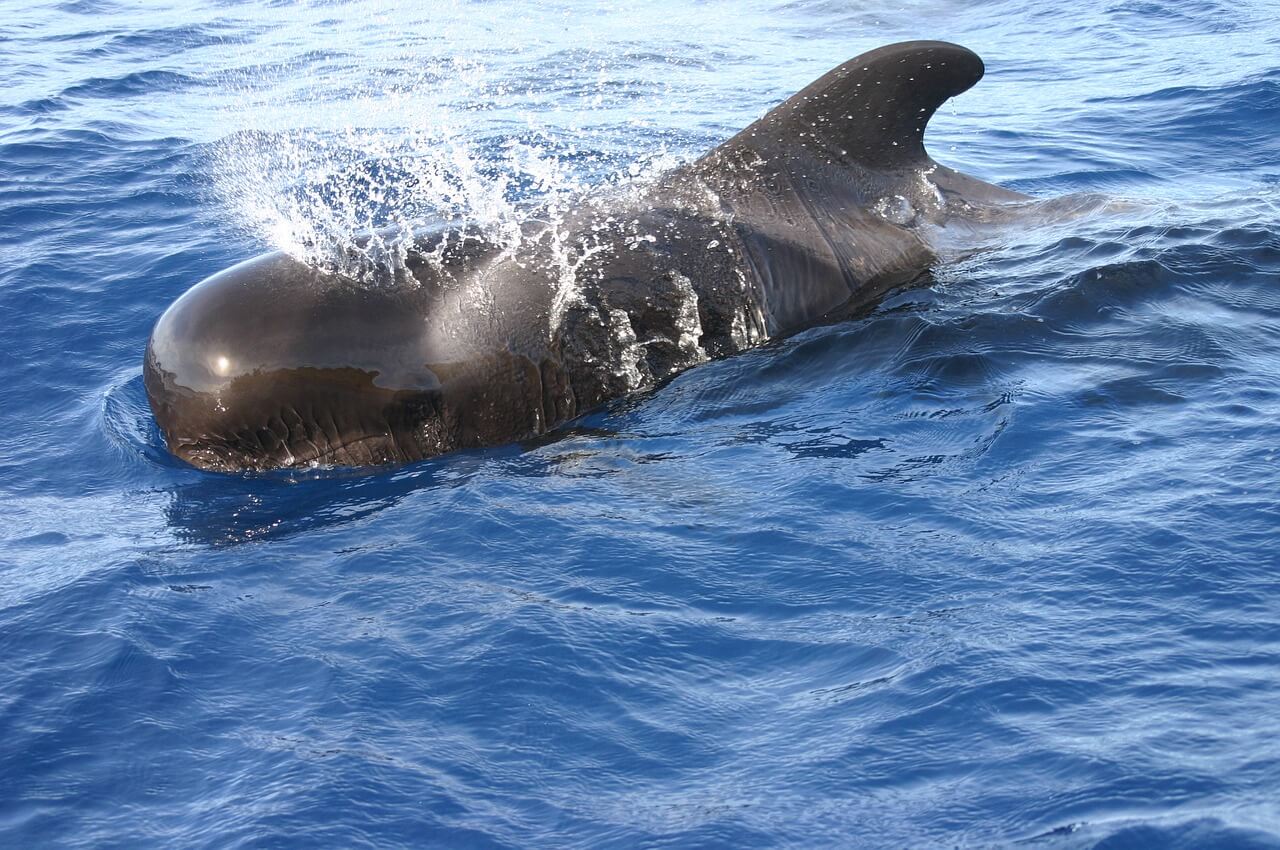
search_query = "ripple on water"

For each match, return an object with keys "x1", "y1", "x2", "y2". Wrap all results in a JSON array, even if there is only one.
[{"x1": 3, "y1": 1, "x2": 1280, "y2": 848}]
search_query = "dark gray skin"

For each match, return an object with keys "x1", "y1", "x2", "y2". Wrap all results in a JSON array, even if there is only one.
[{"x1": 146, "y1": 41, "x2": 1028, "y2": 471}]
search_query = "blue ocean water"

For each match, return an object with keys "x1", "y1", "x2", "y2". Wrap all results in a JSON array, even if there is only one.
[{"x1": 2, "y1": 0, "x2": 1280, "y2": 846}]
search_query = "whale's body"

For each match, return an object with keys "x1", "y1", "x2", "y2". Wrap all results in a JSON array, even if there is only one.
[{"x1": 145, "y1": 41, "x2": 1027, "y2": 471}]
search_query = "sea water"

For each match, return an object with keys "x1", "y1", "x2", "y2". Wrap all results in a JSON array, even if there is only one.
[{"x1": 2, "y1": 1, "x2": 1279, "y2": 846}]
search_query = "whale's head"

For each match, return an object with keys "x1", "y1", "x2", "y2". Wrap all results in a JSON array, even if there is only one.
[{"x1": 144, "y1": 251, "x2": 557, "y2": 472}]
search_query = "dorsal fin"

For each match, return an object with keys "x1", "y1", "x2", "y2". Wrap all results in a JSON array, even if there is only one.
[{"x1": 720, "y1": 41, "x2": 984, "y2": 170}]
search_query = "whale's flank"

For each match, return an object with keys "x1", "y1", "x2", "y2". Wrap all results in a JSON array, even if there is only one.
[{"x1": 145, "y1": 41, "x2": 1029, "y2": 472}]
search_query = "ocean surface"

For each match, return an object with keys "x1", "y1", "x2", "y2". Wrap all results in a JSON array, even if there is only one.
[{"x1": 3, "y1": 1, "x2": 1279, "y2": 847}]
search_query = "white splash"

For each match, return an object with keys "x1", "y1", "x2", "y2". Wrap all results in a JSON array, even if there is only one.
[
  {"x1": 206, "y1": 5, "x2": 697, "y2": 294},
  {"x1": 210, "y1": 104, "x2": 546, "y2": 282}
]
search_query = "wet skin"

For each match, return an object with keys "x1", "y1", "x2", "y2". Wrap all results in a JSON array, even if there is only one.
[{"x1": 146, "y1": 41, "x2": 1027, "y2": 471}]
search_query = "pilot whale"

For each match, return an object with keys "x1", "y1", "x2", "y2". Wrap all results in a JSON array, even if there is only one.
[{"x1": 145, "y1": 40, "x2": 1028, "y2": 471}]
